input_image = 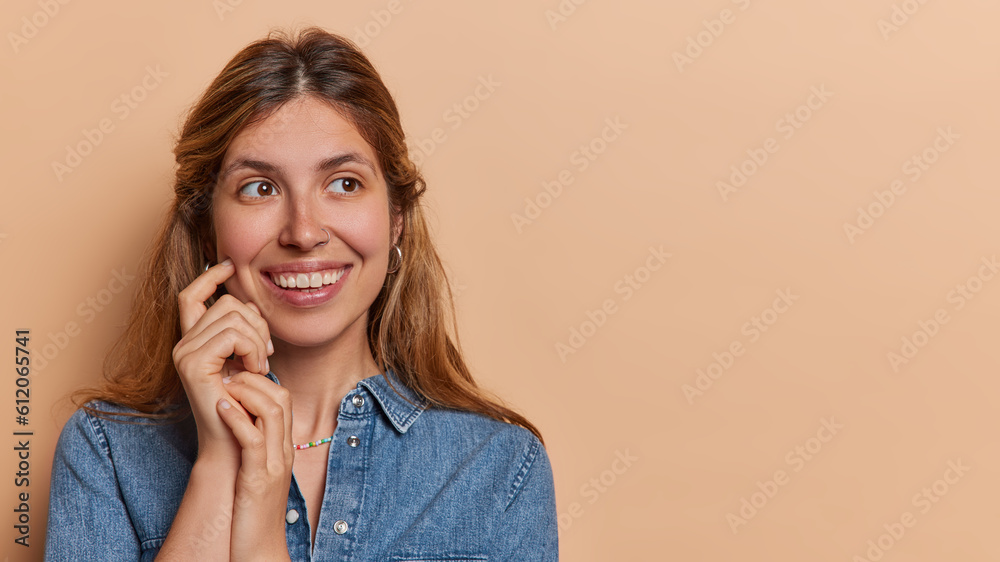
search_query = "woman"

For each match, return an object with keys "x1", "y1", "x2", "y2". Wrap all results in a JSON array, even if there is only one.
[{"x1": 46, "y1": 27, "x2": 557, "y2": 561}]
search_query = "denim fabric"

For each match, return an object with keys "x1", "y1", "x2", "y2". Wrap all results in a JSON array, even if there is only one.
[{"x1": 45, "y1": 370, "x2": 558, "y2": 561}]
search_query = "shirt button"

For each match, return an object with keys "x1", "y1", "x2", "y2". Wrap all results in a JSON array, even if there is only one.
[
  {"x1": 285, "y1": 509, "x2": 299, "y2": 524},
  {"x1": 352, "y1": 395, "x2": 365, "y2": 408},
  {"x1": 347, "y1": 435, "x2": 360, "y2": 447},
  {"x1": 333, "y1": 520, "x2": 349, "y2": 534}
]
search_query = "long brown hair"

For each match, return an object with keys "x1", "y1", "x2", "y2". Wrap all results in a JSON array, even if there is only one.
[{"x1": 75, "y1": 27, "x2": 542, "y2": 443}]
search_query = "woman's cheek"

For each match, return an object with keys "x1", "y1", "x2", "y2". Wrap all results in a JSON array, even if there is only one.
[
  {"x1": 215, "y1": 241, "x2": 263, "y2": 302},
  {"x1": 225, "y1": 264, "x2": 260, "y2": 302},
  {"x1": 343, "y1": 207, "x2": 392, "y2": 259}
]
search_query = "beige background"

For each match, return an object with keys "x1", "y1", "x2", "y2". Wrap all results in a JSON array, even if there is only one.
[{"x1": 2, "y1": 0, "x2": 998, "y2": 560}]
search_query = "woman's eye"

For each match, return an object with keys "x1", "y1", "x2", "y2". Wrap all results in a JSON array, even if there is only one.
[
  {"x1": 327, "y1": 177, "x2": 361, "y2": 194},
  {"x1": 239, "y1": 181, "x2": 276, "y2": 198}
]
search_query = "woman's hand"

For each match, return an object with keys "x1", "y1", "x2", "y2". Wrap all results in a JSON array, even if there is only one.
[
  {"x1": 171, "y1": 259, "x2": 274, "y2": 466},
  {"x1": 160, "y1": 260, "x2": 281, "y2": 561},
  {"x1": 218, "y1": 371, "x2": 294, "y2": 561}
]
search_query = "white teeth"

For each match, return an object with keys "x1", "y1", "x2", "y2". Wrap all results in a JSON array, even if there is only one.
[{"x1": 272, "y1": 267, "x2": 347, "y2": 290}]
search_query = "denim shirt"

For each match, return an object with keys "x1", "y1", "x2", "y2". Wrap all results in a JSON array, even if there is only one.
[{"x1": 45, "y1": 371, "x2": 558, "y2": 561}]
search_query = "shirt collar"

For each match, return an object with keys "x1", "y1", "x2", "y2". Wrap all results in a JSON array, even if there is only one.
[
  {"x1": 358, "y1": 369, "x2": 428, "y2": 434},
  {"x1": 265, "y1": 368, "x2": 428, "y2": 434}
]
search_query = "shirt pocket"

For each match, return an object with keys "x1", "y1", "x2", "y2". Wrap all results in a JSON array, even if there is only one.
[{"x1": 391, "y1": 554, "x2": 489, "y2": 562}]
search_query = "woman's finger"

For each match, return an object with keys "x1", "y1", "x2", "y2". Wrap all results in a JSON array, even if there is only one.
[
  {"x1": 216, "y1": 396, "x2": 266, "y2": 472},
  {"x1": 223, "y1": 376, "x2": 291, "y2": 469},
  {"x1": 176, "y1": 320, "x2": 268, "y2": 378},
  {"x1": 180, "y1": 306, "x2": 270, "y2": 375},
  {"x1": 178, "y1": 259, "x2": 234, "y2": 334},
  {"x1": 227, "y1": 372, "x2": 292, "y2": 453},
  {"x1": 243, "y1": 301, "x2": 274, "y2": 359}
]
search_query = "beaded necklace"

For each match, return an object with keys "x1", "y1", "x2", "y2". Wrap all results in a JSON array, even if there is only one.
[
  {"x1": 289, "y1": 371, "x2": 376, "y2": 450},
  {"x1": 294, "y1": 436, "x2": 334, "y2": 450}
]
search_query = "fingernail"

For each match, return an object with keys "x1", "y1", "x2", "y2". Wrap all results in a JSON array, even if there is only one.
[
  {"x1": 220, "y1": 258, "x2": 233, "y2": 267},
  {"x1": 265, "y1": 359, "x2": 270, "y2": 373},
  {"x1": 220, "y1": 399, "x2": 231, "y2": 410},
  {"x1": 267, "y1": 339, "x2": 274, "y2": 355},
  {"x1": 222, "y1": 376, "x2": 232, "y2": 384}
]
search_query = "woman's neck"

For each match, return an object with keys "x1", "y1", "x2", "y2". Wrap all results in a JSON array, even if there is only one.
[{"x1": 267, "y1": 327, "x2": 380, "y2": 442}]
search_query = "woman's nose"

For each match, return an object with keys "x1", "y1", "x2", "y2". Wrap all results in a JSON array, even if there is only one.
[{"x1": 278, "y1": 199, "x2": 329, "y2": 250}]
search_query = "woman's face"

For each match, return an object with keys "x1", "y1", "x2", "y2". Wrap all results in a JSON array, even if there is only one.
[{"x1": 211, "y1": 95, "x2": 399, "y2": 349}]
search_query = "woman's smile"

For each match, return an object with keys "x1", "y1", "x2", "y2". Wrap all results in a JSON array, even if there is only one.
[{"x1": 259, "y1": 262, "x2": 353, "y2": 307}]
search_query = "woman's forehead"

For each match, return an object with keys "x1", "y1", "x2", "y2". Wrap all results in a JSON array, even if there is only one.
[{"x1": 227, "y1": 97, "x2": 375, "y2": 163}]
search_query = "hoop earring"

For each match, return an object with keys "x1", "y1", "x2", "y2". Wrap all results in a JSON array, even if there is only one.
[
  {"x1": 317, "y1": 228, "x2": 331, "y2": 246},
  {"x1": 386, "y1": 244, "x2": 403, "y2": 274},
  {"x1": 203, "y1": 261, "x2": 218, "y2": 307}
]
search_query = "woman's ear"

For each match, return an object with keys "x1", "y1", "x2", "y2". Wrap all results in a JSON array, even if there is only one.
[{"x1": 203, "y1": 240, "x2": 216, "y2": 265}]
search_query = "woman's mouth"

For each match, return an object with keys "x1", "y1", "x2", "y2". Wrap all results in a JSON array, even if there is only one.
[{"x1": 268, "y1": 266, "x2": 348, "y2": 292}]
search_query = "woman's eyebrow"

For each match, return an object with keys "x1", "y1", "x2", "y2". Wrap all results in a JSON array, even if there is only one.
[
  {"x1": 218, "y1": 151, "x2": 377, "y2": 181},
  {"x1": 219, "y1": 158, "x2": 279, "y2": 181},
  {"x1": 316, "y1": 152, "x2": 378, "y2": 176}
]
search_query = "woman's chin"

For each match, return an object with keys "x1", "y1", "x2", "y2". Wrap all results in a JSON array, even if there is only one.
[{"x1": 269, "y1": 321, "x2": 360, "y2": 352}]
